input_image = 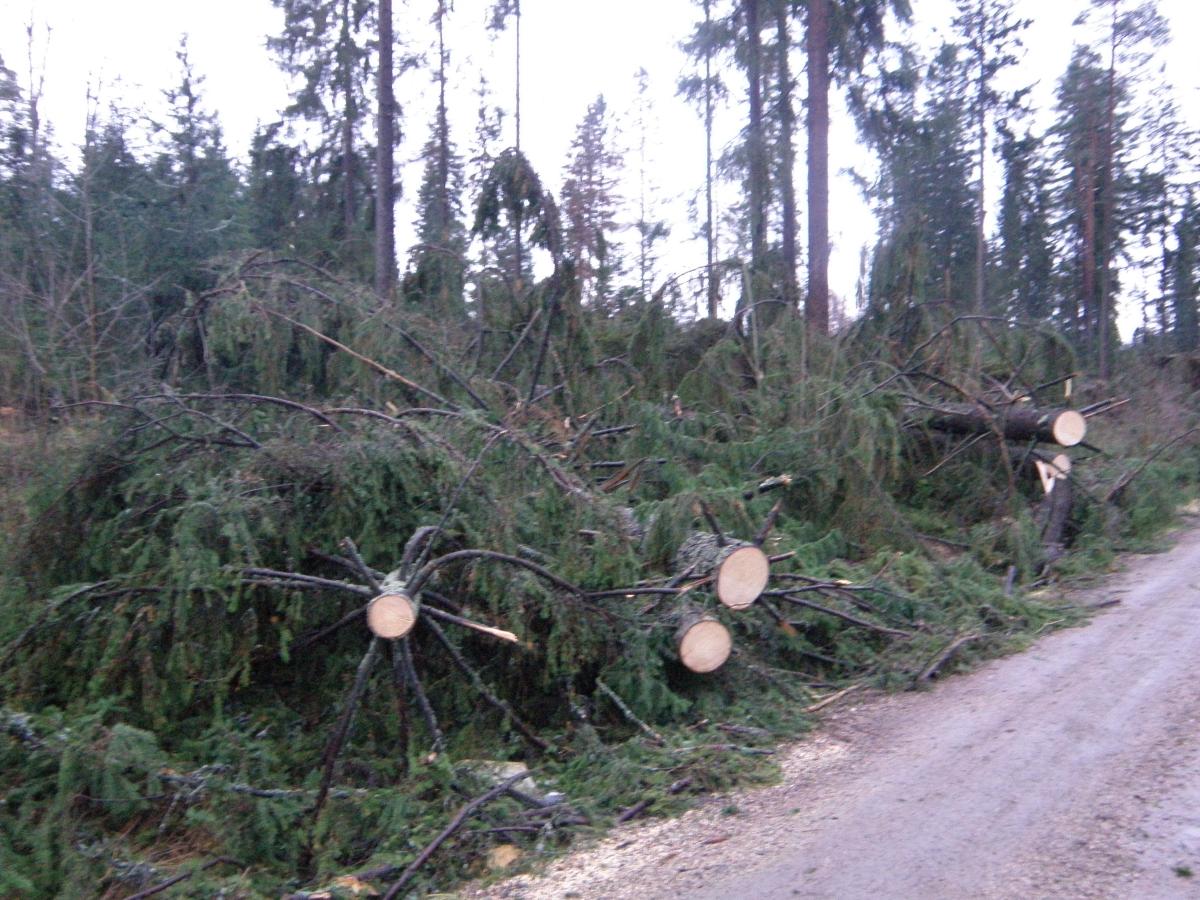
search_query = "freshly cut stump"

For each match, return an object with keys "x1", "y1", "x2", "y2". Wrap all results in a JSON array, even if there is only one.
[
  {"x1": 674, "y1": 532, "x2": 770, "y2": 610},
  {"x1": 366, "y1": 591, "x2": 419, "y2": 639},
  {"x1": 676, "y1": 613, "x2": 733, "y2": 673}
]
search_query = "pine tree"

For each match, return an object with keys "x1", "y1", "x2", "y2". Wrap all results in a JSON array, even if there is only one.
[
  {"x1": 375, "y1": 0, "x2": 396, "y2": 299},
  {"x1": 742, "y1": 0, "x2": 769, "y2": 305},
  {"x1": 995, "y1": 124, "x2": 1054, "y2": 320},
  {"x1": 808, "y1": 0, "x2": 912, "y2": 333},
  {"x1": 862, "y1": 44, "x2": 975, "y2": 312},
  {"x1": 677, "y1": 0, "x2": 729, "y2": 317},
  {"x1": 772, "y1": 0, "x2": 799, "y2": 310},
  {"x1": 561, "y1": 96, "x2": 623, "y2": 308},
  {"x1": 951, "y1": 0, "x2": 1028, "y2": 317},
  {"x1": 631, "y1": 68, "x2": 670, "y2": 302},
  {"x1": 1171, "y1": 196, "x2": 1200, "y2": 351},
  {"x1": 1073, "y1": 0, "x2": 1170, "y2": 375},
  {"x1": 1050, "y1": 45, "x2": 1126, "y2": 363}
]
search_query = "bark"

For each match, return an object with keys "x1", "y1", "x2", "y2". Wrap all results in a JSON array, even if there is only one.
[
  {"x1": 744, "y1": 0, "x2": 769, "y2": 292},
  {"x1": 374, "y1": 0, "x2": 396, "y2": 299},
  {"x1": 973, "y1": 1, "x2": 987, "y2": 320},
  {"x1": 774, "y1": 0, "x2": 799, "y2": 310},
  {"x1": 923, "y1": 403, "x2": 1087, "y2": 447},
  {"x1": 1097, "y1": 2, "x2": 1118, "y2": 380},
  {"x1": 705, "y1": 0, "x2": 719, "y2": 318},
  {"x1": 806, "y1": 0, "x2": 830, "y2": 333},
  {"x1": 339, "y1": 0, "x2": 357, "y2": 239},
  {"x1": 1079, "y1": 129, "x2": 1098, "y2": 355},
  {"x1": 674, "y1": 531, "x2": 770, "y2": 609}
]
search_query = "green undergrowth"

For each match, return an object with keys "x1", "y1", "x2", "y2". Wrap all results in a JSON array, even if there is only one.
[{"x1": 2, "y1": 269, "x2": 1198, "y2": 897}]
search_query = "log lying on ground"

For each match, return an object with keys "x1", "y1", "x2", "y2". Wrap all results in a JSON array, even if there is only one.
[
  {"x1": 924, "y1": 403, "x2": 1087, "y2": 447},
  {"x1": 673, "y1": 532, "x2": 770, "y2": 610},
  {"x1": 675, "y1": 607, "x2": 732, "y2": 673}
]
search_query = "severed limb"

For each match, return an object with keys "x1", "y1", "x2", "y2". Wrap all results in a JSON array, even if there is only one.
[{"x1": 422, "y1": 617, "x2": 548, "y2": 752}]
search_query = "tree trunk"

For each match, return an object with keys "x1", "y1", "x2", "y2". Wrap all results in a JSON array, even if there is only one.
[
  {"x1": 675, "y1": 606, "x2": 733, "y2": 673},
  {"x1": 973, "y1": 0, "x2": 987, "y2": 321},
  {"x1": 374, "y1": 0, "x2": 396, "y2": 300},
  {"x1": 1079, "y1": 129, "x2": 1098, "y2": 359},
  {"x1": 923, "y1": 404, "x2": 1087, "y2": 447},
  {"x1": 674, "y1": 531, "x2": 770, "y2": 609},
  {"x1": 743, "y1": 0, "x2": 768, "y2": 296},
  {"x1": 806, "y1": 0, "x2": 830, "y2": 333},
  {"x1": 1097, "y1": 1, "x2": 1118, "y2": 380},
  {"x1": 705, "y1": 0, "x2": 719, "y2": 319},
  {"x1": 774, "y1": 0, "x2": 799, "y2": 311},
  {"x1": 340, "y1": 0, "x2": 357, "y2": 240}
]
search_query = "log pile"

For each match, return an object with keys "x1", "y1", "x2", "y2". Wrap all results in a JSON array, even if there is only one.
[
  {"x1": 675, "y1": 609, "x2": 733, "y2": 674},
  {"x1": 673, "y1": 532, "x2": 770, "y2": 610}
]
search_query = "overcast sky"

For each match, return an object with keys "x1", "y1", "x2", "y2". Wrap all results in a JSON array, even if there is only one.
[{"x1": 2, "y1": 0, "x2": 1198, "y2": 333}]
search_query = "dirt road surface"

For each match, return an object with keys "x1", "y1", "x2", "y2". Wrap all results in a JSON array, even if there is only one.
[{"x1": 476, "y1": 525, "x2": 1200, "y2": 899}]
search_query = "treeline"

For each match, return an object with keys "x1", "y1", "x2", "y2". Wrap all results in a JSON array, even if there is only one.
[{"x1": 1, "y1": 0, "x2": 1197, "y2": 411}]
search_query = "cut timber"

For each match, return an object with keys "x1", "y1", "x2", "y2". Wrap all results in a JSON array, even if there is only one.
[
  {"x1": 674, "y1": 532, "x2": 770, "y2": 610},
  {"x1": 367, "y1": 591, "x2": 419, "y2": 639},
  {"x1": 926, "y1": 404, "x2": 1087, "y2": 447},
  {"x1": 675, "y1": 610, "x2": 732, "y2": 673},
  {"x1": 1033, "y1": 453, "x2": 1072, "y2": 495}
]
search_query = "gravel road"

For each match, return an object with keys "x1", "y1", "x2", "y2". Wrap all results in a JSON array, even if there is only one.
[{"x1": 477, "y1": 524, "x2": 1200, "y2": 899}]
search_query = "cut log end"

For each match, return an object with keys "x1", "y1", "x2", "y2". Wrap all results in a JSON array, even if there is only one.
[
  {"x1": 1052, "y1": 411, "x2": 1086, "y2": 447},
  {"x1": 676, "y1": 616, "x2": 732, "y2": 673},
  {"x1": 1050, "y1": 453, "x2": 1072, "y2": 478},
  {"x1": 715, "y1": 545, "x2": 770, "y2": 610},
  {"x1": 367, "y1": 591, "x2": 419, "y2": 639}
]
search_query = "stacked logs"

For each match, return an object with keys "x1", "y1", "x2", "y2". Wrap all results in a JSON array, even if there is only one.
[
  {"x1": 669, "y1": 531, "x2": 773, "y2": 674},
  {"x1": 921, "y1": 401, "x2": 1088, "y2": 560}
]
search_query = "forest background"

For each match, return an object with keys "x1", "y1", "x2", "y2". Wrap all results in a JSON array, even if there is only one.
[{"x1": 2, "y1": 0, "x2": 1200, "y2": 898}]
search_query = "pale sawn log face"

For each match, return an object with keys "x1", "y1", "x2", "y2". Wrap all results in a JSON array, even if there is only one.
[
  {"x1": 1051, "y1": 411, "x2": 1086, "y2": 447},
  {"x1": 716, "y1": 545, "x2": 770, "y2": 609},
  {"x1": 676, "y1": 618, "x2": 732, "y2": 673},
  {"x1": 674, "y1": 532, "x2": 771, "y2": 609},
  {"x1": 366, "y1": 592, "x2": 418, "y2": 639}
]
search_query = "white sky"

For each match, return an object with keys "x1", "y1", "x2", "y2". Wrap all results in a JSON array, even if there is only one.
[{"x1": 2, "y1": 0, "x2": 1198, "y2": 333}]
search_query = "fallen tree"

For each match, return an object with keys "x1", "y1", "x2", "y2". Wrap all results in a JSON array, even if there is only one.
[{"x1": 922, "y1": 403, "x2": 1087, "y2": 447}]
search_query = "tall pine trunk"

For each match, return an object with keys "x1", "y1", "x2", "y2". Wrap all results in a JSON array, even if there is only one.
[
  {"x1": 805, "y1": 0, "x2": 830, "y2": 333},
  {"x1": 705, "y1": 0, "x2": 719, "y2": 318},
  {"x1": 774, "y1": 0, "x2": 799, "y2": 310},
  {"x1": 374, "y1": 0, "x2": 396, "y2": 299},
  {"x1": 973, "y1": 1, "x2": 986, "y2": 319},
  {"x1": 339, "y1": 0, "x2": 356, "y2": 240},
  {"x1": 744, "y1": 0, "x2": 768, "y2": 299},
  {"x1": 1097, "y1": 1, "x2": 1118, "y2": 380},
  {"x1": 513, "y1": 0, "x2": 524, "y2": 293}
]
